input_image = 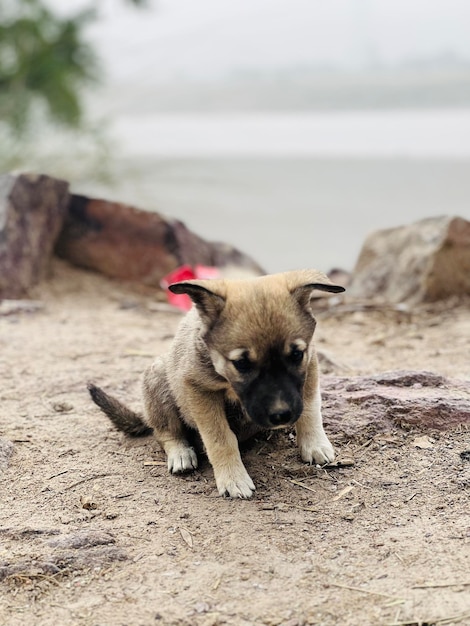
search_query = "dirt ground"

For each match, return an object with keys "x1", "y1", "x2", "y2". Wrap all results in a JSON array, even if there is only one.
[{"x1": 1, "y1": 260, "x2": 469, "y2": 626}]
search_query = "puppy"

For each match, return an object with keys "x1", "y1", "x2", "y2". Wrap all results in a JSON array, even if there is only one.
[{"x1": 89, "y1": 269, "x2": 345, "y2": 498}]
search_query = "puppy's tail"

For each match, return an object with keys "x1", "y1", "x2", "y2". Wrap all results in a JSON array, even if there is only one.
[{"x1": 87, "y1": 383, "x2": 153, "y2": 437}]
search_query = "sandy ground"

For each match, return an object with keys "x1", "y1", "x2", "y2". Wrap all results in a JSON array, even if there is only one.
[{"x1": 1, "y1": 260, "x2": 469, "y2": 626}]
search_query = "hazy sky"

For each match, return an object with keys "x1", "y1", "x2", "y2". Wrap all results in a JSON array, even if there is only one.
[{"x1": 50, "y1": 0, "x2": 470, "y2": 82}]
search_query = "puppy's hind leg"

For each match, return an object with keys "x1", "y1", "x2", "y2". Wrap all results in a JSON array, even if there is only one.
[{"x1": 143, "y1": 358, "x2": 198, "y2": 474}]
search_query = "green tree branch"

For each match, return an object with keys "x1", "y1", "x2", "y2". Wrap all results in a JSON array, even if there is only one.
[{"x1": 0, "y1": 0, "x2": 145, "y2": 135}]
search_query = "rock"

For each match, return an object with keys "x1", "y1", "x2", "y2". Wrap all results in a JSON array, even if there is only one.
[
  {"x1": 55, "y1": 194, "x2": 264, "y2": 286},
  {"x1": 0, "y1": 529, "x2": 126, "y2": 582},
  {"x1": 0, "y1": 438, "x2": 14, "y2": 472},
  {"x1": 0, "y1": 560, "x2": 61, "y2": 581},
  {"x1": 80, "y1": 494, "x2": 98, "y2": 510},
  {"x1": 49, "y1": 545, "x2": 127, "y2": 571},
  {"x1": 348, "y1": 216, "x2": 470, "y2": 304},
  {"x1": 0, "y1": 546, "x2": 127, "y2": 581},
  {"x1": 0, "y1": 173, "x2": 69, "y2": 298},
  {"x1": 47, "y1": 530, "x2": 115, "y2": 549},
  {"x1": 369, "y1": 370, "x2": 446, "y2": 388},
  {"x1": 322, "y1": 370, "x2": 470, "y2": 435}
]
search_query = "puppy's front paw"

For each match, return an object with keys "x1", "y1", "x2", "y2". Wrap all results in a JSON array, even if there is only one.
[
  {"x1": 167, "y1": 444, "x2": 198, "y2": 474},
  {"x1": 215, "y1": 464, "x2": 255, "y2": 499},
  {"x1": 299, "y1": 435, "x2": 335, "y2": 465}
]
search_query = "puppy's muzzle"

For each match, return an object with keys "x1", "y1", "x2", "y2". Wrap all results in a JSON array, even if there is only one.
[
  {"x1": 238, "y1": 380, "x2": 304, "y2": 430},
  {"x1": 268, "y1": 408, "x2": 294, "y2": 427},
  {"x1": 266, "y1": 399, "x2": 302, "y2": 428}
]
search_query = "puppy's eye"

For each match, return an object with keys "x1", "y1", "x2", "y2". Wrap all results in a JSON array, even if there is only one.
[
  {"x1": 289, "y1": 348, "x2": 304, "y2": 366},
  {"x1": 232, "y1": 357, "x2": 253, "y2": 374}
]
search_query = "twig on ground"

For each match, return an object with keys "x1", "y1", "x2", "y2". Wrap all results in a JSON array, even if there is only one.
[
  {"x1": 48, "y1": 470, "x2": 69, "y2": 480},
  {"x1": 327, "y1": 582, "x2": 403, "y2": 600},
  {"x1": 289, "y1": 479, "x2": 318, "y2": 494},
  {"x1": 332, "y1": 485, "x2": 355, "y2": 501},
  {"x1": 412, "y1": 581, "x2": 470, "y2": 589},
  {"x1": 64, "y1": 473, "x2": 116, "y2": 491},
  {"x1": 354, "y1": 439, "x2": 374, "y2": 457},
  {"x1": 292, "y1": 504, "x2": 320, "y2": 512}
]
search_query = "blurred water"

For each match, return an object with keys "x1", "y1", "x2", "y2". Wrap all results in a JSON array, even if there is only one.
[
  {"x1": 113, "y1": 110, "x2": 470, "y2": 158},
  {"x1": 78, "y1": 110, "x2": 470, "y2": 273}
]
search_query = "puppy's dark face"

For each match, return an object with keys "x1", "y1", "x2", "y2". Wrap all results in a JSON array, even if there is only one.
[
  {"x1": 169, "y1": 270, "x2": 345, "y2": 430},
  {"x1": 216, "y1": 338, "x2": 311, "y2": 429},
  {"x1": 202, "y1": 280, "x2": 319, "y2": 430}
]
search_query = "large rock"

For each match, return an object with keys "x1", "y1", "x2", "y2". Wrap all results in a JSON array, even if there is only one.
[
  {"x1": 348, "y1": 216, "x2": 470, "y2": 304},
  {"x1": 322, "y1": 370, "x2": 470, "y2": 436},
  {"x1": 0, "y1": 173, "x2": 69, "y2": 298},
  {"x1": 55, "y1": 195, "x2": 264, "y2": 285}
]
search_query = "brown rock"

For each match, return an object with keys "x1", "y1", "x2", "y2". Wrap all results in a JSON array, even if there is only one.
[
  {"x1": 348, "y1": 216, "x2": 470, "y2": 304},
  {"x1": 0, "y1": 173, "x2": 69, "y2": 298},
  {"x1": 322, "y1": 370, "x2": 470, "y2": 435},
  {"x1": 55, "y1": 194, "x2": 263, "y2": 286}
]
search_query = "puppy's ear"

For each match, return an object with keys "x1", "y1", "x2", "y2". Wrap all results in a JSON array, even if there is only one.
[
  {"x1": 169, "y1": 280, "x2": 226, "y2": 322},
  {"x1": 286, "y1": 270, "x2": 345, "y2": 313}
]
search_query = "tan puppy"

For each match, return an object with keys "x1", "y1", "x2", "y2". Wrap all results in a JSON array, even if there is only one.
[{"x1": 89, "y1": 270, "x2": 345, "y2": 498}]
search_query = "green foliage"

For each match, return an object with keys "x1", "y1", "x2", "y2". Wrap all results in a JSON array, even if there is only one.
[
  {"x1": 0, "y1": 0, "x2": 101, "y2": 134},
  {"x1": 0, "y1": 0, "x2": 147, "y2": 179}
]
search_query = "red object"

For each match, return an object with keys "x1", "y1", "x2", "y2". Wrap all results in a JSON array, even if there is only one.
[{"x1": 161, "y1": 265, "x2": 221, "y2": 311}]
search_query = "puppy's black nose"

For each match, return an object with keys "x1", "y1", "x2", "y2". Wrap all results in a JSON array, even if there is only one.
[{"x1": 268, "y1": 409, "x2": 292, "y2": 427}]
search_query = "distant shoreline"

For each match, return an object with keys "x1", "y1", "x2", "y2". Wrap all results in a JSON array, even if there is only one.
[
  {"x1": 94, "y1": 66, "x2": 470, "y2": 116},
  {"x1": 110, "y1": 109, "x2": 470, "y2": 159},
  {"x1": 76, "y1": 156, "x2": 470, "y2": 273}
]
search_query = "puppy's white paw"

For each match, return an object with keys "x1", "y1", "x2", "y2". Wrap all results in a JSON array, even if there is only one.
[
  {"x1": 167, "y1": 445, "x2": 198, "y2": 474},
  {"x1": 299, "y1": 435, "x2": 335, "y2": 465},
  {"x1": 215, "y1": 464, "x2": 255, "y2": 499}
]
